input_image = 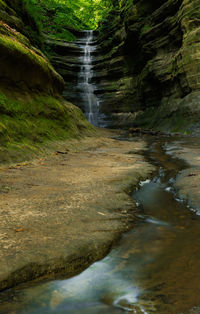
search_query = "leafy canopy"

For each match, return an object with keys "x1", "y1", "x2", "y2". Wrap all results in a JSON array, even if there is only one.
[{"x1": 25, "y1": 0, "x2": 119, "y2": 41}]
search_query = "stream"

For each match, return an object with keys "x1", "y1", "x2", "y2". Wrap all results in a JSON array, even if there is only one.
[{"x1": 0, "y1": 136, "x2": 200, "y2": 313}]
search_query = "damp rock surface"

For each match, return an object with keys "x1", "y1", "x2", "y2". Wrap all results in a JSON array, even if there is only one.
[{"x1": 168, "y1": 137, "x2": 200, "y2": 212}]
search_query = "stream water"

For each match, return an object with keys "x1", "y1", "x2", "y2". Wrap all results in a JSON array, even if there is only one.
[
  {"x1": 77, "y1": 31, "x2": 99, "y2": 126},
  {"x1": 1, "y1": 136, "x2": 200, "y2": 313}
]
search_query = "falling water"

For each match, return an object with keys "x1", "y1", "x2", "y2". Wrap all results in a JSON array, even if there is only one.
[{"x1": 78, "y1": 31, "x2": 99, "y2": 126}]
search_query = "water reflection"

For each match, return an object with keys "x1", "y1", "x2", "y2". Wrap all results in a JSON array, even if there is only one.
[{"x1": 1, "y1": 138, "x2": 200, "y2": 313}]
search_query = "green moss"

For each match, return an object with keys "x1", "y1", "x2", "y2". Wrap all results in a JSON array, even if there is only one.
[
  {"x1": 0, "y1": 91, "x2": 94, "y2": 163},
  {"x1": 0, "y1": 33, "x2": 52, "y2": 73},
  {"x1": 0, "y1": 22, "x2": 29, "y2": 44},
  {"x1": 132, "y1": 102, "x2": 199, "y2": 134},
  {"x1": 0, "y1": 0, "x2": 6, "y2": 9},
  {"x1": 138, "y1": 60, "x2": 153, "y2": 90},
  {"x1": 140, "y1": 24, "x2": 151, "y2": 35},
  {"x1": 0, "y1": 22, "x2": 59, "y2": 79}
]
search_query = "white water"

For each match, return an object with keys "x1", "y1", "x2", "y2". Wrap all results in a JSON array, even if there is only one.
[{"x1": 78, "y1": 31, "x2": 99, "y2": 126}]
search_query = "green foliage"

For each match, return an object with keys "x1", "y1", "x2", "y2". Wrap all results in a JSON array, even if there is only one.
[
  {"x1": 24, "y1": 0, "x2": 117, "y2": 41},
  {"x1": 119, "y1": 0, "x2": 134, "y2": 11},
  {"x1": 0, "y1": 0, "x2": 6, "y2": 9}
]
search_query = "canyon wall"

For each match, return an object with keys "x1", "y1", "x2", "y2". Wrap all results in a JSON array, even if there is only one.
[
  {"x1": 0, "y1": 1, "x2": 92, "y2": 163},
  {"x1": 95, "y1": 0, "x2": 200, "y2": 133}
]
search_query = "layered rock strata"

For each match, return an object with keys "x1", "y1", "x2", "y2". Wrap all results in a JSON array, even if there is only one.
[
  {"x1": 45, "y1": 32, "x2": 105, "y2": 125},
  {"x1": 94, "y1": 0, "x2": 200, "y2": 132},
  {"x1": 37, "y1": 0, "x2": 200, "y2": 133}
]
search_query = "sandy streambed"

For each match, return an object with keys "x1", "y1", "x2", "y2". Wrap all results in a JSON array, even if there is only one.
[{"x1": 0, "y1": 129, "x2": 154, "y2": 291}]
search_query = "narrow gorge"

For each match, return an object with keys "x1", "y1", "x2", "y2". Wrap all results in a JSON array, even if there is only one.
[
  {"x1": 44, "y1": 0, "x2": 200, "y2": 133},
  {"x1": 0, "y1": 0, "x2": 200, "y2": 313}
]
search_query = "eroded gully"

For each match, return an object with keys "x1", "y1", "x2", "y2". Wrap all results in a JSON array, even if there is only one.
[{"x1": 0, "y1": 135, "x2": 200, "y2": 314}]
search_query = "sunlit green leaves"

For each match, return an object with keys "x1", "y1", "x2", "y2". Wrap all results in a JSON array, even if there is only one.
[{"x1": 25, "y1": 0, "x2": 116, "y2": 33}]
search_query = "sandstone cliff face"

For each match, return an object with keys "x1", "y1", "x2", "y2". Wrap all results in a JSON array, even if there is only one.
[
  {"x1": 0, "y1": 1, "x2": 93, "y2": 163},
  {"x1": 96, "y1": 0, "x2": 200, "y2": 133},
  {"x1": 44, "y1": 34, "x2": 87, "y2": 112}
]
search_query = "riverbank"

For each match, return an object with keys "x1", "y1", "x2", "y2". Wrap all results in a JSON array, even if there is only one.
[
  {"x1": 0, "y1": 129, "x2": 155, "y2": 291},
  {"x1": 164, "y1": 137, "x2": 200, "y2": 213}
]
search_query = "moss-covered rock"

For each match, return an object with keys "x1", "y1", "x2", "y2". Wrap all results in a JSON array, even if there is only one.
[
  {"x1": 0, "y1": 2, "x2": 94, "y2": 163},
  {"x1": 0, "y1": 22, "x2": 64, "y2": 95},
  {"x1": 0, "y1": 90, "x2": 94, "y2": 163},
  {"x1": 1, "y1": 0, "x2": 42, "y2": 47}
]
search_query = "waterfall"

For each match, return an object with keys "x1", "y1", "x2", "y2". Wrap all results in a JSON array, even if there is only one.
[{"x1": 78, "y1": 31, "x2": 99, "y2": 127}]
